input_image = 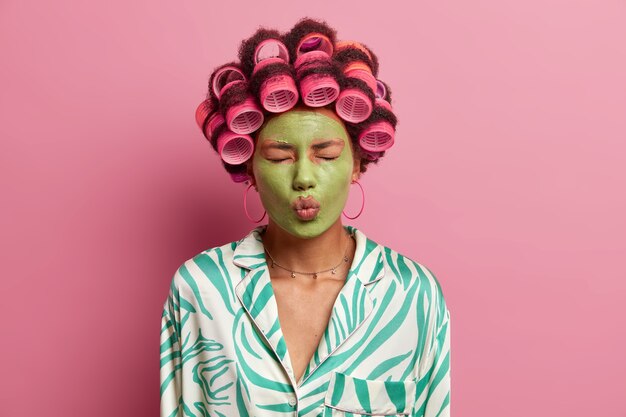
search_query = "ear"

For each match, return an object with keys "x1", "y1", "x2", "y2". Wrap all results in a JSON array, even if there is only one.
[{"x1": 246, "y1": 160, "x2": 257, "y2": 189}]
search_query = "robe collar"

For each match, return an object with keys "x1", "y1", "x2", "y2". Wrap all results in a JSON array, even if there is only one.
[
  {"x1": 232, "y1": 224, "x2": 386, "y2": 387},
  {"x1": 232, "y1": 224, "x2": 385, "y2": 287}
]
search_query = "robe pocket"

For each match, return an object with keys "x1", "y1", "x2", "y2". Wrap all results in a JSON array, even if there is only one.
[{"x1": 322, "y1": 371, "x2": 417, "y2": 416}]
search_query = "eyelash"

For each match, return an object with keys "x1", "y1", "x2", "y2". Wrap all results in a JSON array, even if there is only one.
[{"x1": 270, "y1": 156, "x2": 338, "y2": 163}]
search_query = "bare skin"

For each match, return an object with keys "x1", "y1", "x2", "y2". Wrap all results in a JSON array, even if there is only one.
[
  {"x1": 246, "y1": 106, "x2": 361, "y2": 384},
  {"x1": 268, "y1": 235, "x2": 355, "y2": 384}
]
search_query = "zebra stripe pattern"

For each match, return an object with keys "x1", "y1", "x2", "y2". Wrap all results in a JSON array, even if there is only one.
[{"x1": 160, "y1": 224, "x2": 451, "y2": 416}]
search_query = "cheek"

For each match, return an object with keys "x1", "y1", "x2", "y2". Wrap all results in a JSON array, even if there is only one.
[
  {"x1": 255, "y1": 164, "x2": 291, "y2": 199},
  {"x1": 324, "y1": 156, "x2": 353, "y2": 182},
  {"x1": 316, "y1": 168, "x2": 352, "y2": 202}
]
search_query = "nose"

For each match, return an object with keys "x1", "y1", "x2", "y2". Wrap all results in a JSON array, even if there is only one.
[{"x1": 292, "y1": 156, "x2": 316, "y2": 191}]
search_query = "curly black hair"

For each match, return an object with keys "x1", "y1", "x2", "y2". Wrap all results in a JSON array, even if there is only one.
[{"x1": 195, "y1": 17, "x2": 397, "y2": 182}]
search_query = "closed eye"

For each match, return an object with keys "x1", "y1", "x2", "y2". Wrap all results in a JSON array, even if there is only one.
[{"x1": 268, "y1": 156, "x2": 337, "y2": 163}]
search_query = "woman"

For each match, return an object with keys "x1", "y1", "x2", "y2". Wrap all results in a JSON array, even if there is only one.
[{"x1": 160, "y1": 18, "x2": 451, "y2": 417}]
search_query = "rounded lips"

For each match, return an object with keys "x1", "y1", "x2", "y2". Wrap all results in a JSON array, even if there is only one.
[{"x1": 292, "y1": 196, "x2": 320, "y2": 210}]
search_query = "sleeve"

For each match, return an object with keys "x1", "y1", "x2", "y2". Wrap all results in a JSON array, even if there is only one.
[
  {"x1": 160, "y1": 271, "x2": 183, "y2": 417},
  {"x1": 415, "y1": 270, "x2": 451, "y2": 417}
]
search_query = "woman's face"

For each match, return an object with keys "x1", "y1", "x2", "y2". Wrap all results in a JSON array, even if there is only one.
[{"x1": 248, "y1": 107, "x2": 360, "y2": 239}]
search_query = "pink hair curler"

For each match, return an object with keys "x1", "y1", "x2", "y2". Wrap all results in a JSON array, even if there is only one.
[
  {"x1": 294, "y1": 51, "x2": 340, "y2": 107},
  {"x1": 299, "y1": 75, "x2": 340, "y2": 107},
  {"x1": 334, "y1": 40, "x2": 379, "y2": 77},
  {"x1": 211, "y1": 66, "x2": 246, "y2": 99},
  {"x1": 294, "y1": 49, "x2": 330, "y2": 71},
  {"x1": 195, "y1": 99, "x2": 214, "y2": 131},
  {"x1": 230, "y1": 171, "x2": 250, "y2": 183},
  {"x1": 358, "y1": 121, "x2": 395, "y2": 152},
  {"x1": 343, "y1": 61, "x2": 377, "y2": 92},
  {"x1": 217, "y1": 130, "x2": 255, "y2": 164},
  {"x1": 223, "y1": 92, "x2": 264, "y2": 134},
  {"x1": 296, "y1": 33, "x2": 334, "y2": 57},
  {"x1": 335, "y1": 88, "x2": 373, "y2": 123},
  {"x1": 254, "y1": 39, "x2": 290, "y2": 64},
  {"x1": 335, "y1": 40, "x2": 374, "y2": 62},
  {"x1": 219, "y1": 79, "x2": 264, "y2": 134},
  {"x1": 335, "y1": 60, "x2": 376, "y2": 123},
  {"x1": 361, "y1": 149, "x2": 384, "y2": 161},
  {"x1": 253, "y1": 57, "x2": 299, "y2": 113},
  {"x1": 375, "y1": 79, "x2": 387, "y2": 99},
  {"x1": 375, "y1": 97, "x2": 392, "y2": 112},
  {"x1": 374, "y1": 80, "x2": 393, "y2": 112},
  {"x1": 204, "y1": 111, "x2": 225, "y2": 142},
  {"x1": 345, "y1": 68, "x2": 377, "y2": 92}
]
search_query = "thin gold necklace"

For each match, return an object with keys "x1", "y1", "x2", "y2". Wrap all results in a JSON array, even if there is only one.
[{"x1": 264, "y1": 232, "x2": 352, "y2": 279}]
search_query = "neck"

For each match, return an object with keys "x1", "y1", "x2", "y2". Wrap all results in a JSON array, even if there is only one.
[{"x1": 261, "y1": 218, "x2": 353, "y2": 274}]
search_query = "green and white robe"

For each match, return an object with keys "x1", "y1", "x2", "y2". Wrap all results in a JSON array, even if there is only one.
[{"x1": 160, "y1": 224, "x2": 451, "y2": 417}]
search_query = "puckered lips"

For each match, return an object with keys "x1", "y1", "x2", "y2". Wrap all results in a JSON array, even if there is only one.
[{"x1": 292, "y1": 196, "x2": 320, "y2": 220}]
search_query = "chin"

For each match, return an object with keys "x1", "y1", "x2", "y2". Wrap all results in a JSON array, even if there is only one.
[
  {"x1": 277, "y1": 219, "x2": 328, "y2": 239},
  {"x1": 295, "y1": 220, "x2": 345, "y2": 239},
  {"x1": 293, "y1": 229, "x2": 324, "y2": 239}
]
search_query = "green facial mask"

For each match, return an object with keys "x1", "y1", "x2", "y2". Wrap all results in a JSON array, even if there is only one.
[{"x1": 251, "y1": 109, "x2": 356, "y2": 239}]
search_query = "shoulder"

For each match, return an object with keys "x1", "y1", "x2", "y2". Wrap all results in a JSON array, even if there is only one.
[
  {"x1": 169, "y1": 238, "x2": 240, "y2": 292},
  {"x1": 383, "y1": 244, "x2": 451, "y2": 332},
  {"x1": 378, "y1": 242, "x2": 442, "y2": 289},
  {"x1": 377, "y1": 242, "x2": 449, "y2": 318}
]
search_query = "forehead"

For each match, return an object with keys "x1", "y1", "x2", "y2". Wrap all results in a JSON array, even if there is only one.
[{"x1": 256, "y1": 108, "x2": 349, "y2": 145}]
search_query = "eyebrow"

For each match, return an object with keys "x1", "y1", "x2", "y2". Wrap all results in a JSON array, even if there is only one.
[{"x1": 264, "y1": 139, "x2": 344, "y2": 150}]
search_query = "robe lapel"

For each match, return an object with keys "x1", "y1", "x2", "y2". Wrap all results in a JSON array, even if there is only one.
[
  {"x1": 232, "y1": 225, "x2": 386, "y2": 388},
  {"x1": 233, "y1": 226, "x2": 297, "y2": 385},
  {"x1": 298, "y1": 225, "x2": 385, "y2": 386}
]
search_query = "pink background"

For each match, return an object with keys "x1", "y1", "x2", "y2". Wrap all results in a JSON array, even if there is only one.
[{"x1": 1, "y1": 0, "x2": 625, "y2": 415}]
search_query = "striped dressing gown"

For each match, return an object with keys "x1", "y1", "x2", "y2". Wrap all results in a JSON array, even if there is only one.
[{"x1": 160, "y1": 224, "x2": 451, "y2": 417}]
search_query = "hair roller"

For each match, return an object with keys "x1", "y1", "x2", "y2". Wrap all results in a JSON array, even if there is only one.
[
  {"x1": 221, "y1": 160, "x2": 250, "y2": 183},
  {"x1": 354, "y1": 104, "x2": 398, "y2": 153},
  {"x1": 237, "y1": 28, "x2": 285, "y2": 77},
  {"x1": 374, "y1": 79, "x2": 393, "y2": 115},
  {"x1": 374, "y1": 79, "x2": 393, "y2": 111},
  {"x1": 216, "y1": 130, "x2": 255, "y2": 165},
  {"x1": 283, "y1": 18, "x2": 337, "y2": 63},
  {"x1": 198, "y1": 18, "x2": 398, "y2": 179},
  {"x1": 375, "y1": 79, "x2": 393, "y2": 104},
  {"x1": 251, "y1": 59, "x2": 299, "y2": 112},
  {"x1": 294, "y1": 51, "x2": 341, "y2": 106},
  {"x1": 334, "y1": 40, "x2": 379, "y2": 77},
  {"x1": 296, "y1": 32, "x2": 334, "y2": 57},
  {"x1": 209, "y1": 63, "x2": 246, "y2": 100},
  {"x1": 209, "y1": 119, "x2": 254, "y2": 165},
  {"x1": 335, "y1": 76, "x2": 375, "y2": 123},
  {"x1": 343, "y1": 60, "x2": 377, "y2": 92},
  {"x1": 205, "y1": 112, "x2": 226, "y2": 150},
  {"x1": 238, "y1": 30, "x2": 299, "y2": 113},
  {"x1": 195, "y1": 98, "x2": 216, "y2": 133},
  {"x1": 254, "y1": 39, "x2": 290, "y2": 64},
  {"x1": 218, "y1": 76, "x2": 264, "y2": 134},
  {"x1": 230, "y1": 172, "x2": 250, "y2": 182},
  {"x1": 252, "y1": 42, "x2": 298, "y2": 112},
  {"x1": 375, "y1": 97, "x2": 393, "y2": 112},
  {"x1": 195, "y1": 98, "x2": 225, "y2": 150},
  {"x1": 332, "y1": 42, "x2": 380, "y2": 122},
  {"x1": 359, "y1": 121, "x2": 394, "y2": 152},
  {"x1": 205, "y1": 116, "x2": 225, "y2": 152},
  {"x1": 285, "y1": 19, "x2": 341, "y2": 107},
  {"x1": 361, "y1": 149, "x2": 385, "y2": 161}
]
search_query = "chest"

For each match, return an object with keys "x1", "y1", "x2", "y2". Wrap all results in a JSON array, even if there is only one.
[{"x1": 270, "y1": 276, "x2": 346, "y2": 383}]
